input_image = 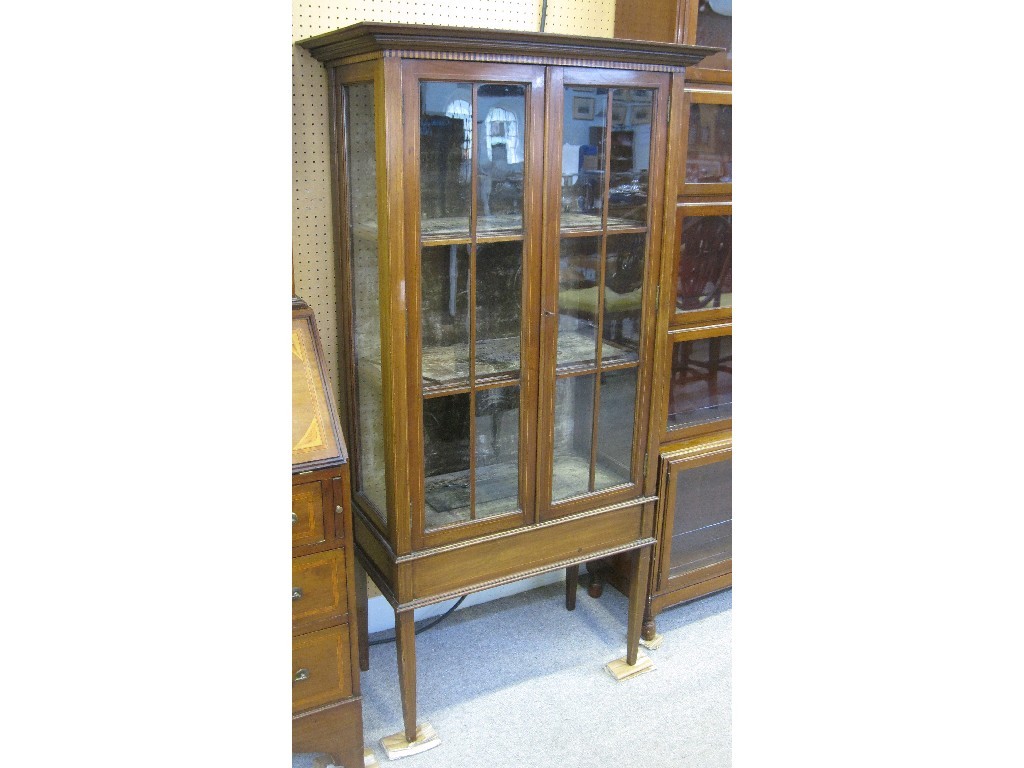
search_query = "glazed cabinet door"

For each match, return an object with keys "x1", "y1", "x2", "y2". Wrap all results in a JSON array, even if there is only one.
[
  {"x1": 656, "y1": 441, "x2": 732, "y2": 595},
  {"x1": 539, "y1": 68, "x2": 670, "y2": 518},
  {"x1": 404, "y1": 62, "x2": 545, "y2": 547}
]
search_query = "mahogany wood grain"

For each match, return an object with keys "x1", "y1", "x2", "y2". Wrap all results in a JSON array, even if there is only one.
[
  {"x1": 292, "y1": 698, "x2": 364, "y2": 768},
  {"x1": 292, "y1": 549, "x2": 349, "y2": 636},
  {"x1": 292, "y1": 624, "x2": 354, "y2": 714},
  {"x1": 395, "y1": 610, "x2": 418, "y2": 743}
]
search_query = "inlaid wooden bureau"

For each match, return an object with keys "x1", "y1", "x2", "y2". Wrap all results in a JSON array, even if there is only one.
[{"x1": 292, "y1": 296, "x2": 364, "y2": 768}]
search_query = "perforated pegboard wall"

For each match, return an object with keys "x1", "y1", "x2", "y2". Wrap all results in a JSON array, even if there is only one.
[{"x1": 292, "y1": 1, "x2": 615, "y2": 404}]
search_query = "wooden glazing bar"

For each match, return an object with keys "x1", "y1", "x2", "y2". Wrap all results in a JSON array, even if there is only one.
[{"x1": 468, "y1": 82, "x2": 479, "y2": 521}]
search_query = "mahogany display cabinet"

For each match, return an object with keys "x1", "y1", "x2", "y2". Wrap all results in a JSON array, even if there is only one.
[
  {"x1": 292, "y1": 297, "x2": 364, "y2": 768},
  {"x1": 298, "y1": 23, "x2": 716, "y2": 748}
]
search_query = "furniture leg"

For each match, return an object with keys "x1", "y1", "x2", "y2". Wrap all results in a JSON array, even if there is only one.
[
  {"x1": 626, "y1": 546, "x2": 652, "y2": 665},
  {"x1": 585, "y1": 557, "x2": 613, "y2": 598},
  {"x1": 354, "y1": 554, "x2": 370, "y2": 672},
  {"x1": 565, "y1": 565, "x2": 579, "y2": 610},
  {"x1": 641, "y1": 602, "x2": 658, "y2": 642},
  {"x1": 394, "y1": 608, "x2": 418, "y2": 743}
]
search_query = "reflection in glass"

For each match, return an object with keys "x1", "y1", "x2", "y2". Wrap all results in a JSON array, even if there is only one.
[
  {"x1": 667, "y1": 335, "x2": 732, "y2": 430},
  {"x1": 420, "y1": 82, "x2": 472, "y2": 239},
  {"x1": 475, "y1": 241, "x2": 522, "y2": 381},
  {"x1": 474, "y1": 385, "x2": 521, "y2": 519},
  {"x1": 477, "y1": 84, "x2": 526, "y2": 237},
  {"x1": 556, "y1": 237, "x2": 600, "y2": 368},
  {"x1": 594, "y1": 368, "x2": 636, "y2": 491},
  {"x1": 686, "y1": 104, "x2": 731, "y2": 184},
  {"x1": 345, "y1": 82, "x2": 388, "y2": 522},
  {"x1": 421, "y1": 244, "x2": 470, "y2": 388},
  {"x1": 552, "y1": 375, "x2": 595, "y2": 502},
  {"x1": 602, "y1": 233, "x2": 646, "y2": 362},
  {"x1": 676, "y1": 215, "x2": 731, "y2": 311},
  {"x1": 669, "y1": 458, "x2": 732, "y2": 574},
  {"x1": 561, "y1": 87, "x2": 608, "y2": 231},
  {"x1": 695, "y1": 0, "x2": 732, "y2": 71},
  {"x1": 607, "y1": 88, "x2": 651, "y2": 226},
  {"x1": 423, "y1": 393, "x2": 471, "y2": 530}
]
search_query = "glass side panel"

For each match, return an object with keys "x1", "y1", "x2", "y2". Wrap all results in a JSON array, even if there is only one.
[
  {"x1": 676, "y1": 214, "x2": 732, "y2": 312},
  {"x1": 695, "y1": 0, "x2": 732, "y2": 71},
  {"x1": 421, "y1": 244, "x2": 470, "y2": 388},
  {"x1": 686, "y1": 103, "x2": 731, "y2": 184},
  {"x1": 474, "y1": 385, "x2": 521, "y2": 518},
  {"x1": 552, "y1": 374, "x2": 596, "y2": 501},
  {"x1": 475, "y1": 241, "x2": 522, "y2": 382},
  {"x1": 594, "y1": 367, "x2": 637, "y2": 492},
  {"x1": 292, "y1": 316, "x2": 342, "y2": 467},
  {"x1": 556, "y1": 236, "x2": 600, "y2": 369},
  {"x1": 420, "y1": 82, "x2": 472, "y2": 240},
  {"x1": 423, "y1": 393, "x2": 472, "y2": 530},
  {"x1": 345, "y1": 82, "x2": 388, "y2": 521},
  {"x1": 602, "y1": 233, "x2": 646, "y2": 364},
  {"x1": 667, "y1": 335, "x2": 732, "y2": 430},
  {"x1": 669, "y1": 458, "x2": 732, "y2": 575},
  {"x1": 477, "y1": 84, "x2": 526, "y2": 238},
  {"x1": 561, "y1": 87, "x2": 608, "y2": 232},
  {"x1": 607, "y1": 88, "x2": 652, "y2": 227}
]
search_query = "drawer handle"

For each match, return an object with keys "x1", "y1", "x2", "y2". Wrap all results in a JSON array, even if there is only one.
[
  {"x1": 294, "y1": 668, "x2": 310, "y2": 683},
  {"x1": 291, "y1": 512, "x2": 298, "y2": 524},
  {"x1": 292, "y1": 587, "x2": 303, "y2": 601},
  {"x1": 335, "y1": 504, "x2": 343, "y2": 515}
]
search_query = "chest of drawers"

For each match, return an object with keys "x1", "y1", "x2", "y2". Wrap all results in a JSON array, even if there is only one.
[{"x1": 293, "y1": 297, "x2": 363, "y2": 767}]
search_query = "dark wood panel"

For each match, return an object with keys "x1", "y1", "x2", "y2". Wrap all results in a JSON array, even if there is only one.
[
  {"x1": 292, "y1": 625, "x2": 354, "y2": 714},
  {"x1": 292, "y1": 549, "x2": 349, "y2": 635},
  {"x1": 411, "y1": 503, "x2": 647, "y2": 597},
  {"x1": 292, "y1": 697, "x2": 364, "y2": 768}
]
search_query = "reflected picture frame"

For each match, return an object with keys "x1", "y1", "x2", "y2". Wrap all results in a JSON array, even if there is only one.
[
  {"x1": 611, "y1": 103, "x2": 627, "y2": 126},
  {"x1": 629, "y1": 104, "x2": 651, "y2": 125},
  {"x1": 572, "y1": 96, "x2": 595, "y2": 121}
]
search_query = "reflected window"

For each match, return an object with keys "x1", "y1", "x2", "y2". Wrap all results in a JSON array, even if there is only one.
[
  {"x1": 483, "y1": 106, "x2": 521, "y2": 165},
  {"x1": 445, "y1": 98, "x2": 473, "y2": 181}
]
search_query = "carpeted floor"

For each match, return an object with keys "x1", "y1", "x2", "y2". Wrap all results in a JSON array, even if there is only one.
[{"x1": 297, "y1": 580, "x2": 731, "y2": 767}]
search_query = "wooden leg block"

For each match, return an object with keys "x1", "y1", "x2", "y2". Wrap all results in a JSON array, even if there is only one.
[
  {"x1": 364, "y1": 746, "x2": 380, "y2": 767},
  {"x1": 379, "y1": 722, "x2": 441, "y2": 760},
  {"x1": 639, "y1": 632, "x2": 664, "y2": 651},
  {"x1": 605, "y1": 650, "x2": 655, "y2": 681}
]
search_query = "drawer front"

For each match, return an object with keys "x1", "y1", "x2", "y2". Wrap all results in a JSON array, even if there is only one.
[
  {"x1": 292, "y1": 625, "x2": 353, "y2": 714},
  {"x1": 292, "y1": 549, "x2": 349, "y2": 633},
  {"x1": 292, "y1": 480, "x2": 326, "y2": 548}
]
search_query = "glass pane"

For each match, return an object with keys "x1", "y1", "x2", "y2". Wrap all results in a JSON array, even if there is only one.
[
  {"x1": 686, "y1": 104, "x2": 731, "y2": 184},
  {"x1": 607, "y1": 88, "x2": 652, "y2": 227},
  {"x1": 602, "y1": 233, "x2": 646, "y2": 364},
  {"x1": 421, "y1": 244, "x2": 470, "y2": 388},
  {"x1": 423, "y1": 393, "x2": 472, "y2": 530},
  {"x1": 475, "y1": 385, "x2": 521, "y2": 518},
  {"x1": 345, "y1": 82, "x2": 388, "y2": 521},
  {"x1": 667, "y1": 335, "x2": 732, "y2": 430},
  {"x1": 695, "y1": 0, "x2": 732, "y2": 71},
  {"x1": 477, "y1": 84, "x2": 526, "y2": 237},
  {"x1": 556, "y1": 236, "x2": 600, "y2": 368},
  {"x1": 676, "y1": 215, "x2": 732, "y2": 311},
  {"x1": 475, "y1": 241, "x2": 522, "y2": 382},
  {"x1": 669, "y1": 458, "x2": 732, "y2": 574},
  {"x1": 552, "y1": 374, "x2": 595, "y2": 502},
  {"x1": 561, "y1": 87, "x2": 608, "y2": 232},
  {"x1": 420, "y1": 82, "x2": 472, "y2": 240},
  {"x1": 594, "y1": 367, "x2": 637, "y2": 491}
]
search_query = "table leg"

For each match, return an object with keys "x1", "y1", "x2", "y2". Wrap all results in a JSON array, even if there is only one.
[
  {"x1": 395, "y1": 608, "x2": 418, "y2": 743},
  {"x1": 354, "y1": 555, "x2": 369, "y2": 672},
  {"x1": 626, "y1": 546, "x2": 652, "y2": 666},
  {"x1": 565, "y1": 565, "x2": 579, "y2": 610}
]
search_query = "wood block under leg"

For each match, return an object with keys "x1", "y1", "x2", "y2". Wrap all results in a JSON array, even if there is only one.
[
  {"x1": 379, "y1": 722, "x2": 441, "y2": 760},
  {"x1": 364, "y1": 746, "x2": 380, "y2": 767},
  {"x1": 639, "y1": 633, "x2": 664, "y2": 651},
  {"x1": 605, "y1": 650, "x2": 655, "y2": 681}
]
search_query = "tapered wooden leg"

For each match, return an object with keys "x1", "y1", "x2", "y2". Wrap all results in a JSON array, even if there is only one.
[
  {"x1": 394, "y1": 609, "x2": 418, "y2": 743},
  {"x1": 354, "y1": 555, "x2": 369, "y2": 672},
  {"x1": 565, "y1": 565, "x2": 579, "y2": 610},
  {"x1": 625, "y1": 546, "x2": 653, "y2": 666}
]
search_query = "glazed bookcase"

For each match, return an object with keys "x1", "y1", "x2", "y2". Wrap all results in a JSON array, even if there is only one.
[{"x1": 298, "y1": 22, "x2": 715, "y2": 746}]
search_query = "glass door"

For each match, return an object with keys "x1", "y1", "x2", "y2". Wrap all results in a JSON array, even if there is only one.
[
  {"x1": 406, "y1": 62, "x2": 544, "y2": 546},
  {"x1": 541, "y1": 69, "x2": 670, "y2": 518}
]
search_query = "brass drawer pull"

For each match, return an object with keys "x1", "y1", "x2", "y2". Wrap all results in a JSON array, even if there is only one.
[
  {"x1": 294, "y1": 668, "x2": 310, "y2": 683},
  {"x1": 335, "y1": 504, "x2": 343, "y2": 515},
  {"x1": 292, "y1": 512, "x2": 298, "y2": 524},
  {"x1": 292, "y1": 587, "x2": 303, "y2": 601}
]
